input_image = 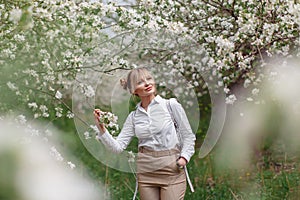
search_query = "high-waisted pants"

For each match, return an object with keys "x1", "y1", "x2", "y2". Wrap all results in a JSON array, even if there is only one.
[{"x1": 137, "y1": 147, "x2": 186, "y2": 200}]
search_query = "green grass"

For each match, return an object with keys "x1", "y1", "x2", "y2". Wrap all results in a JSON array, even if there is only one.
[{"x1": 52, "y1": 119, "x2": 300, "y2": 200}]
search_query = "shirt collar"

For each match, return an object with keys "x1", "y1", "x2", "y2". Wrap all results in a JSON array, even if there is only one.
[
  {"x1": 136, "y1": 95, "x2": 163, "y2": 110},
  {"x1": 153, "y1": 95, "x2": 163, "y2": 104}
]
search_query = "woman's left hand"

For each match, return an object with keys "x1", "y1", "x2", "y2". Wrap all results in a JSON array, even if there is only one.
[{"x1": 176, "y1": 157, "x2": 187, "y2": 169}]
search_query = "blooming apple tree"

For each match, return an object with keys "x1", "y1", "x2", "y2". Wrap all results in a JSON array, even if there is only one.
[
  {"x1": 114, "y1": 0, "x2": 300, "y2": 104},
  {"x1": 1, "y1": 0, "x2": 300, "y2": 133}
]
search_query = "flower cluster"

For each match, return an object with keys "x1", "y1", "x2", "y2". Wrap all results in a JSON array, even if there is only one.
[
  {"x1": 98, "y1": 111, "x2": 120, "y2": 137},
  {"x1": 87, "y1": 111, "x2": 120, "y2": 139}
]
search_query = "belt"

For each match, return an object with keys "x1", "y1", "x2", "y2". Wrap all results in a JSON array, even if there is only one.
[{"x1": 138, "y1": 147, "x2": 179, "y2": 157}]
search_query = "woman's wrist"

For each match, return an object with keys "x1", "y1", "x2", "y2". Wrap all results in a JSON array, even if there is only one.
[
  {"x1": 97, "y1": 123, "x2": 106, "y2": 135},
  {"x1": 180, "y1": 156, "x2": 188, "y2": 164}
]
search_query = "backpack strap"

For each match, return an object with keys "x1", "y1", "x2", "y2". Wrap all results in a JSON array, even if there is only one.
[
  {"x1": 166, "y1": 99, "x2": 183, "y2": 149},
  {"x1": 166, "y1": 99, "x2": 178, "y2": 128},
  {"x1": 166, "y1": 99, "x2": 195, "y2": 193},
  {"x1": 131, "y1": 109, "x2": 139, "y2": 200}
]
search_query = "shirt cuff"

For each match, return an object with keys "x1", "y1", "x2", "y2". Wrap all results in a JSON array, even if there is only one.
[
  {"x1": 180, "y1": 153, "x2": 191, "y2": 163},
  {"x1": 95, "y1": 130, "x2": 110, "y2": 140}
]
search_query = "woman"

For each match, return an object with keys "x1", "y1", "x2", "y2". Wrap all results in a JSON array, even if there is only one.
[{"x1": 94, "y1": 67, "x2": 195, "y2": 200}]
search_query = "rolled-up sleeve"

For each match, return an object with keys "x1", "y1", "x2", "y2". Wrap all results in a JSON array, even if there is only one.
[
  {"x1": 96, "y1": 112, "x2": 135, "y2": 153},
  {"x1": 170, "y1": 98, "x2": 196, "y2": 162}
]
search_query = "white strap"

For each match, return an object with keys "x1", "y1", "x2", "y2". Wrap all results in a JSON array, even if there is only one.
[
  {"x1": 167, "y1": 99, "x2": 195, "y2": 193},
  {"x1": 132, "y1": 178, "x2": 138, "y2": 200},
  {"x1": 184, "y1": 166, "x2": 195, "y2": 192},
  {"x1": 166, "y1": 99, "x2": 182, "y2": 148}
]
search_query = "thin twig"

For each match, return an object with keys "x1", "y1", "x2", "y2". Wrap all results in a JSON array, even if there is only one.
[
  {"x1": 22, "y1": 85, "x2": 91, "y2": 128},
  {"x1": 105, "y1": 165, "x2": 109, "y2": 200},
  {"x1": 123, "y1": 179, "x2": 140, "y2": 200},
  {"x1": 229, "y1": 188, "x2": 239, "y2": 200}
]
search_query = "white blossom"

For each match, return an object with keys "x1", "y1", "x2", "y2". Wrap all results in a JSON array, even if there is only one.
[
  {"x1": 243, "y1": 79, "x2": 251, "y2": 88},
  {"x1": 49, "y1": 86, "x2": 55, "y2": 91},
  {"x1": 39, "y1": 105, "x2": 48, "y2": 113},
  {"x1": 90, "y1": 125, "x2": 99, "y2": 134},
  {"x1": 50, "y1": 146, "x2": 64, "y2": 161},
  {"x1": 66, "y1": 111, "x2": 74, "y2": 119},
  {"x1": 119, "y1": 58, "x2": 128, "y2": 66},
  {"x1": 252, "y1": 88, "x2": 260, "y2": 96},
  {"x1": 45, "y1": 129, "x2": 53, "y2": 137},
  {"x1": 224, "y1": 87, "x2": 230, "y2": 94},
  {"x1": 7, "y1": 81, "x2": 18, "y2": 91},
  {"x1": 42, "y1": 112, "x2": 49, "y2": 118},
  {"x1": 225, "y1": 94, "x2": 237, "y2": 105},
  {"x1": 55, "y1": 90, "x2": 63, "y2": 99},
  {"x1": 128, "y1": 151, "x2": 135, "y2": 163},
  {"x1": 34, "y1": 113, "x2": 40, "y2": 118},
  {"x1": 9, "y1": 8, "x2": 22, "y2": 23},
  {"x1": 39, "y1": 105, "x2": 49, "y2": 118},
  {"x1": 84, "y1": 85, "x2": 95, "y2": 98},
  {"x1": 28, "y1": 102, "x2": 38, "y2": 110},
  {"x1": 15, "y1": 115, "x2": 27, "y2": 125},
  {"x1": 166, "y1": 60, "x2": 174, "y2": 66},
  {"x1": 67, "y1": 161, "x2": 76, "y2": 169},
  {"x1": 13, "y1": 34, "x2": 26, "y2": 42},
  {"x1": 55, "y1": 107, "x2": 63, "y2": 118},
  {"x1": 84, "y1": 131, "x2": 91, "y2": 140},
  {"x1": 28, "y1": 127, "x2": 40, "y2": 137}
]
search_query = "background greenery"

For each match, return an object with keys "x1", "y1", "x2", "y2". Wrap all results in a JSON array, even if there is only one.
[
  {"x1": 52, "y1": 110, "x2": 300, "y2": 200},
  {"x1": 47, "y1": 88, "x2": 300, "y2": 200},
  {"x1": 1, "y1": 0, "x2": 300, "y2": 199}
]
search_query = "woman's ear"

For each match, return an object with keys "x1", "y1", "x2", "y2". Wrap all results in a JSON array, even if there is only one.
[
  {"x1": 134, "y1": 93, "x2": 139, "y2": 97},
  {"x1": 133, "y1": 89, "x2": 138, "y2": 96}
]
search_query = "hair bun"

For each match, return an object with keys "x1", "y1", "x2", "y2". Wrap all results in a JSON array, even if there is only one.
[{"x1": 120, "y1": 78, "x2": 127, "y2": 90}]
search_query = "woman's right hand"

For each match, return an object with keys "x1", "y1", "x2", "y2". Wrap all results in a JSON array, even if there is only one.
[
  {"x1": 93, "y1": 109, "x2": 106, "y2": 134},
  {"x1": 94, "y1": 108, "x2": 101, "y2": 122}
]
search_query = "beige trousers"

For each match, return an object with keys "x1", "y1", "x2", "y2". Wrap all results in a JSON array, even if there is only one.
[{"x1": 137, "y1": 147, "x2": 187, "y2": 200}]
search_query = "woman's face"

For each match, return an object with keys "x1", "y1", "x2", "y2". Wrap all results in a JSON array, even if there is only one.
[{"x1": 134, "y1": 75, "x2": 156, "y2": 97}]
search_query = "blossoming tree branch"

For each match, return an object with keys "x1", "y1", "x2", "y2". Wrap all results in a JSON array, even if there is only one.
[{"x1": 1, "y1": 0, "x2": 300, "y2": 132}]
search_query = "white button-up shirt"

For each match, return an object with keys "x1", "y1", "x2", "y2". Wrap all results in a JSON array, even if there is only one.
[{"x1": 96, "y1": 95, "x2": 196, "y2": 162}]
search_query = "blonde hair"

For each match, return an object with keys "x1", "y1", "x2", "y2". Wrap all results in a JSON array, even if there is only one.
[{"x1": 120, "y1": 67, "x2": 155, "y2": 94}]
